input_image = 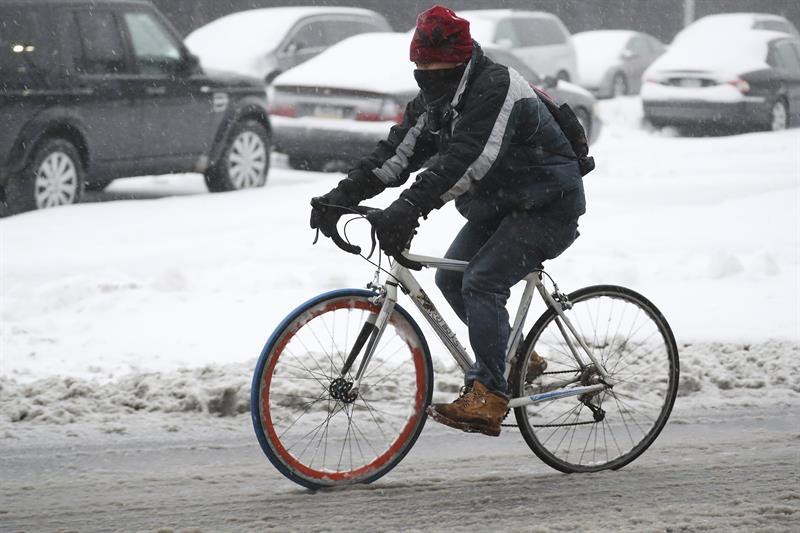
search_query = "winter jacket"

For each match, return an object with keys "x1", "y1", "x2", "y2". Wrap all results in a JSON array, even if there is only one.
[{"x1": 357, "y1": 43, "x2": 586, "y2": 222}]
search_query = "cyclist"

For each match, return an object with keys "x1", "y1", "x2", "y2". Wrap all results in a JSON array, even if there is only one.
[{"x1": 310, "y1": 4, "x2": 586, "y2": 437}]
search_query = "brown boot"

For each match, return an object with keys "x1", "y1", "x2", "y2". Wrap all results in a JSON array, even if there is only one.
[
  {"x1": 426, "y1": 381, "x2": 509, "y2": 437},
  {"x1": 525, "y1": 350, "x2": 548, "y2": 382}
]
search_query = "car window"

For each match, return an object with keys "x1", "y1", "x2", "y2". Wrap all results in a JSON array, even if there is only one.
[
  {"x1": 0, "y1": 7, "x2": 44, "y2": 76},
  {"x1": 122, "y1": 11, "x2": 183, "y2": 75},
  {"x1": 287, "y1": 21, "x2": 328, "y2": 51},
  {"x1": 74, "y1": 11, "x2": 129, "y2": 75},
  {"x1": 513, "y1": 18, "x2": 567, "y2": 47},
  {"x1": 324, "y1": 19, "x2": 383, "y2": 45},
  {"x1": 754, "y1": 20, "x2": 799, "y2": 36},
  {"x1": 772, "y1": 40, "x2": 800, "y2": 73},
  {"x1": 495, "y1": 19, "x2": 519, "y2": 47},
  {"x1": 627, "y1": 36, "x2": 650, "y2": 56}
]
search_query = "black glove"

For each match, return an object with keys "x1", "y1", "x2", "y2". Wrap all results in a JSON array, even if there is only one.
[
  {"x1": 366, "y1": 198, "x2": 422, "y2": 258},
  {"x1": 310, "y1": 188, "x2": 355, "y2": 238},
  {"x1": 310, "y1": 168, "x2": 385, "y2": 238}
]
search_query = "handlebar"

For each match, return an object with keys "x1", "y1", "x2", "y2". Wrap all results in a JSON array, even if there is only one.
[{"x1": 327, "y1": 205, "x2": 424, "y2": 271}]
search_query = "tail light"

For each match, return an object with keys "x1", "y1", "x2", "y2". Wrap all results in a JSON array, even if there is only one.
[
  {"x1": 269, "y1": 104, "x2": 297, "y2": 117},
  {"x1": 727, "y1": 78, "x2": 751, "y2": 94},
  {"x1": 356, "y1": 99, "x2": 404, "y2": 123}
]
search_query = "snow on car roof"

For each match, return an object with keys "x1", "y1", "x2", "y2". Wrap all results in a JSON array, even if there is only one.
[
  {"x1": 647, "y1": 29, "x2": 788, "y2": 78},
  {"x1": 272, "y1": 32, "x2": 417, "y2": 94},
  {"x1": 185, "y1": 7, "x2": 381, "y2": 78},
  {"x1": 675, "y1": 13, "x2": 797, "y2": 43},
  {"x1": 458, "y1": 9, "x2": 558, "y2": 21}
]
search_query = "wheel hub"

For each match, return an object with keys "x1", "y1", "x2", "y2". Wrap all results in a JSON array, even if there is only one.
[{"x1": 329, "y1": 377, "x2": 358, "y2": 404}]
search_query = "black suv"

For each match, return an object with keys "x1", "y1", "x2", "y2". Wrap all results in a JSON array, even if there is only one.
[{"x1": 0, "y1": 0, "x2": 272, "y2": 216}]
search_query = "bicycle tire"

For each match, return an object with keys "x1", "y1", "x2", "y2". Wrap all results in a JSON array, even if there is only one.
[
  {"x1": 251, "y1": 289, "x2": 433, "y2": 489},
  {"x1": 511, "y1": 285, "x2": 679, "y2": 473}
]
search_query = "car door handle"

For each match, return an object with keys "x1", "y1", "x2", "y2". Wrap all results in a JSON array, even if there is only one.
[{"x1": 146, "y1": 86, "x2": 166, "y2": 95}]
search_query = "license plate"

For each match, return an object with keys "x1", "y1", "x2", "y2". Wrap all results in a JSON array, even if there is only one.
[
  {"x1": 313, "y1": 105, "x2": 344, "y2": 119},
  {"x1": 679, "y1": 78, "x2": 703, "y2": 88}
]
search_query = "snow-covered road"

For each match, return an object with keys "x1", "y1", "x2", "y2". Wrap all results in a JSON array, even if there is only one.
[{"x1": 2, "y1": 407, "x2": 798, "y2": 532}]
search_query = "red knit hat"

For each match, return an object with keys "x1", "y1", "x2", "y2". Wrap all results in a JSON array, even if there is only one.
[{"x1": 410, "y1": 5, "x2": 473, "y2": 64}]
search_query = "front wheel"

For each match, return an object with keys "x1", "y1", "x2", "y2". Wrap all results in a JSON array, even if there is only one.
[
  {"x1": 4, "y1": 138, "x2": 84, "y2": 215},
  {"x1": 252, "y1": 289, "x2": 433, "y2": 490},
  {"x1": 205, "y1": 120, "x2": 270, "y2": 192},
  {"x1": 511, "y1": 285, "x2": 679, "y2": 473}
]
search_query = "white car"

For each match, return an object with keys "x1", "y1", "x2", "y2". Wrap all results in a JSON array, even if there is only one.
[
  {"x1": 185, "y1": 7, "x2": 391, "y2": 83},
  {"x1": 459, "y1": 9, "x2": 578, "y2": 83},
  {"x1": 641, "y1": 24, "x2": 800, "y2": 132},
  {"x1": 573, "y1": 30, "x2": 665, "y2": 98}
]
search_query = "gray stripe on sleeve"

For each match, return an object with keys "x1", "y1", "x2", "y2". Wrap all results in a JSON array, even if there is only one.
[
  {"x1": 371, "y1": 113, "x2": 428, "y2": 186},
  {"x1": 439, "y1": 68, "x2": 536, "y2": 203}
]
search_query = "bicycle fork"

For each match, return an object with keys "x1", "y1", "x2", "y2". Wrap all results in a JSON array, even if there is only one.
[{"x1": 333, "y1": 282, "x2": 399, "y2": 400}]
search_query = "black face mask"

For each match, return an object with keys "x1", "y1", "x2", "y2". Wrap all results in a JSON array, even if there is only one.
[{"x1": 413, "y1": 63, "x2": 467, "y2": 106}]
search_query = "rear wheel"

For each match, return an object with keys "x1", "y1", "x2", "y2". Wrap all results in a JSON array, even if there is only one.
[
  {"x1": 252, "y1": 289, "x2": 433, "y2": 489},
  {"x1": 4, "y1": 138, "x2": 84, "y2": 215},
  {"x1": 611, "y1": 73, "x2": 628, "y2": 97},
  {"x1": 770, "y1": 98, "x2": 788, "y2": 131},
  {"x1": 511, "y1": 285, "x2": 679, "y2": 473},
  {"x1": 205, "y1": 120, "x2": 270, "y2": 192}
]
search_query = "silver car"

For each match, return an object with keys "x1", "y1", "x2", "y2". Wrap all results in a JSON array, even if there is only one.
[
  {"x1": 573, "y1": 30, "x2": 665, "y2": 98},
  {"x1": 269, "y1": 33, "x2": 599, "y2": 171},
  {"x1": 185, "y1": 7, "x2": 391, "y2": 84}
]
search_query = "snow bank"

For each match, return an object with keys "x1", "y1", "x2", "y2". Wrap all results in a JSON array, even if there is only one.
[{"x1": 1, "y1": 341, "x2": 796, "y2": 429}]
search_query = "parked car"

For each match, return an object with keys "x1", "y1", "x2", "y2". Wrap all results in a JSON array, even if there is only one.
[
  {"x1": 458, "y1": 9, "x2": 578, "y2": 83},
  {"x1": 572, "y1": 30, "x2": 665, "y2": 98},
  {"x1": 641, "y1": 26, "x2": 800, "y2": 132},
  {"x1": 269, "y1": 33, "x2": 599, "y2": 171},
  {"x1": 0, "y1": 0, "x2": 272, "y2": 216},
  {"x1": 185, "y1": 7, "x2": 391, "y2": 84},
  {"x1": 674, "y1": 12, "x2": 798, "y2": 39}
]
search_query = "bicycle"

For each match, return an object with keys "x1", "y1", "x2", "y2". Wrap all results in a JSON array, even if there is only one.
[{"x1": 251, "y1": 206, "x2": 679, "y2": 490}]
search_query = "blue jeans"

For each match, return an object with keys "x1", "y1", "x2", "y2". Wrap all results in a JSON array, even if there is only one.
[{"x1": 435, "y1": 202, "x2": 581, "y2": 395}]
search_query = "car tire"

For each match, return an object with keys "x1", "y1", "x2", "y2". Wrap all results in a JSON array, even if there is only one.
[
  {"x1": 205, "y1": 120, "x2": 270, "y2": 193},
  {"x1": 611, "y1": 73, "x2": 628, "y2": 97},
  {"x1": 4, "y1": 137, "x2": 84, "y2": 215},
  {"x1": 769, "y1": 98, "x2": 789, "y2": 131},
  {"x1": 574, "y1": 107, "x2": 592, "y2": 141},
  {"x1": 556, "y1": 70, "x2": 571, "y2": 82}
]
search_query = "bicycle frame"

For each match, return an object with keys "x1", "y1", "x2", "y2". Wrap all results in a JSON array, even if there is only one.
[{"x1": 348, "y1": 252, "x2": 611, "y2": 409}]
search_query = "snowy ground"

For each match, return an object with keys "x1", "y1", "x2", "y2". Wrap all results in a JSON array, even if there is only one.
[{"x1": 1, "y1": 94, "x2": 799, "y2": 530}]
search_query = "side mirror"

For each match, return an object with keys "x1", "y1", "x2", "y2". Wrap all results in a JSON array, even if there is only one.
[
  {"x1": 285, "y1": 41, "x2": 303, "y2": 55},
  {"x1": 542, "y1": 75, "x2": 558, "y2": 90},
  {"x1": 182, "y1": 52, "x2": 201, "y2": 74}
]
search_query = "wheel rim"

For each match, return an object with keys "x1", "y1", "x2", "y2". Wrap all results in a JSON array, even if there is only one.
[
  {"x1": 612, "y1": 75, "x2": 627, "y2": 97},
  {"x1": 771, "y1": 101, "x2": 787, "y2": 131},
  {"x1": 258, "y1": 296, "x2": 428, "y2": 486},
  {"x1": 516, "y1": 290, "x2": 677, "y2": 471},
  {"x1": 227, "y1": 131, "x2": 267, "y2": 189},
  {"x1": 34, "y1": 151, "x2": 78, "y2": 209}
]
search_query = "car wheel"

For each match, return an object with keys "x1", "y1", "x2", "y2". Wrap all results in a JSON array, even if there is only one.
[
  {"x1": 611, "y1": 73, "x2": 628, "y2": 97},
  {"x1": 770, "y1": 98, "x2": 788, "y2": 131},
  {"x1": 205, "y1": 120, "x2": 270, "y2": 193},
  {"x1": 4, "y1": 138, "x2": 84, "y2": 215},
  {"x1": 575, "y1": 107, "x2": 592, "y2": 141},
  {"x1": 556, "y1": 70, "x2": 571, "y2": 82}
]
